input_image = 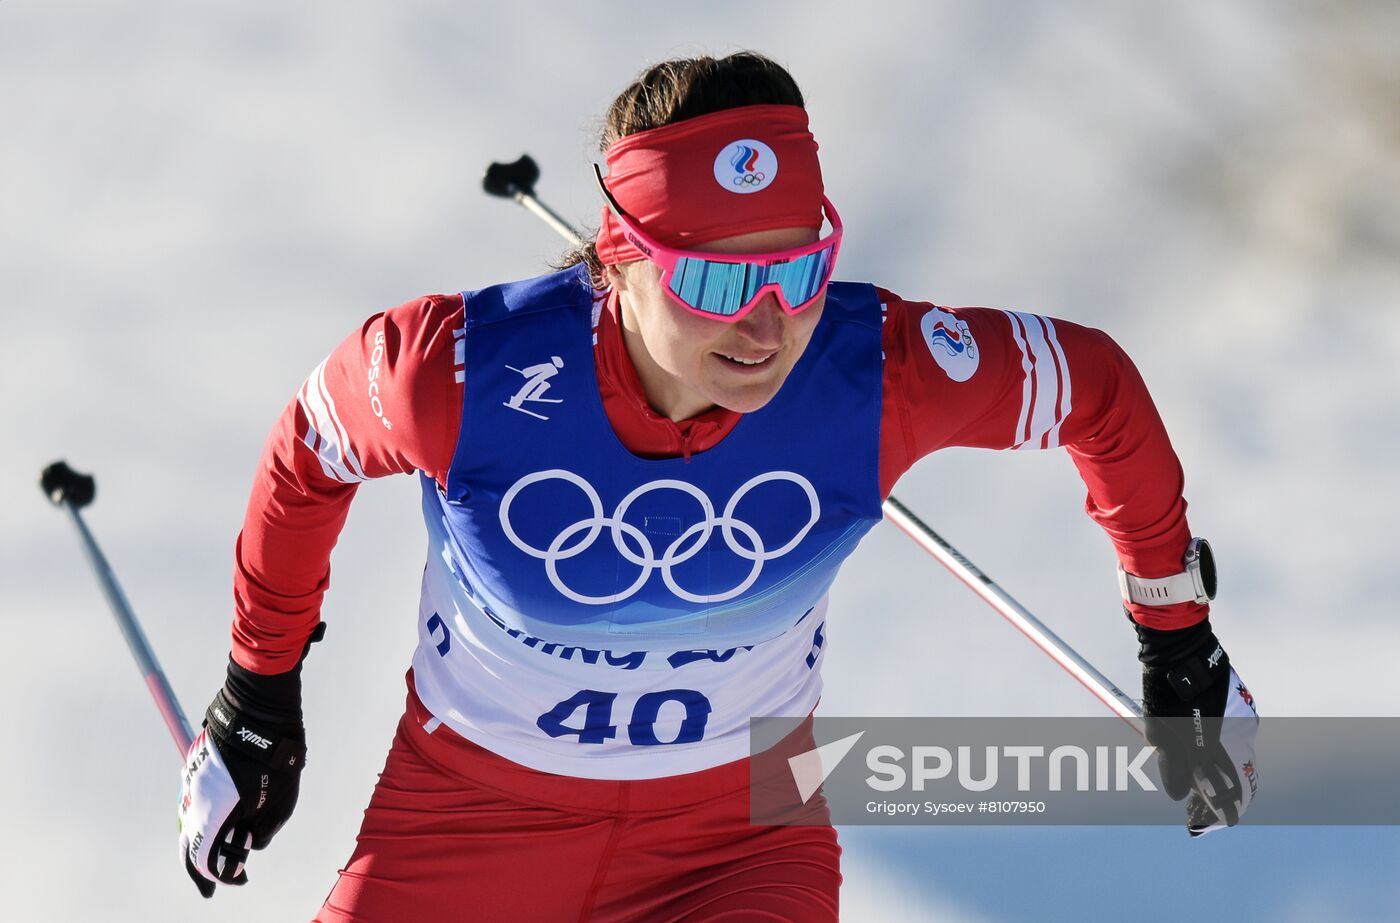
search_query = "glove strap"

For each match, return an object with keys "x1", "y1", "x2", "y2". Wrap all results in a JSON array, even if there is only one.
[{"x1": 205, "y1": 690, "x2": 306, "y2": 770}]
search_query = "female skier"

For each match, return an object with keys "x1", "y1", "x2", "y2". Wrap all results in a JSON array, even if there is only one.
[{"x1": 178, "y1": 51, "x2": 1257, "y2": 921}]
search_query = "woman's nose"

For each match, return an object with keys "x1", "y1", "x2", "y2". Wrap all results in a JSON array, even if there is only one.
[{"x1": 735, "y1": 295, "x2": 785, "y2": 347}]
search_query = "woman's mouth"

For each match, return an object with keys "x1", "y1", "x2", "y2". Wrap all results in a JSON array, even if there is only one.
[{"x1": 716, "y1": 350, "x2": 778, "y2": 371}]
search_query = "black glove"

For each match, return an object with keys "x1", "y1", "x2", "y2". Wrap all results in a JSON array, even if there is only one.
[
  {"x1": 178, "y1": 622, "x2": 325, "y2": 897},
  {"x1": 1138, "y1": 618, "x2": 1259, "y2": 836}
]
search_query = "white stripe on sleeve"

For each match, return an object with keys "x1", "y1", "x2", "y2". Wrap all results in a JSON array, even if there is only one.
[
  {"x1": 296, "y1": 356, "x2": 369, "y2": 484},
  {"x1": 1005, "y1": 312, "x2": 1035, "y2": 448},
  {"x1": 1040, "y1": 315, "x2": 1072, "y2": 447},
  {"x1": 1004, "y1": 311, "x2": 1072, "y2": 451}
]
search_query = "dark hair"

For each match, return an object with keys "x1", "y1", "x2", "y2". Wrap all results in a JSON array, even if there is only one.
[{"x1": 557, "y1": 51, "x2": 806, "y2": 287}]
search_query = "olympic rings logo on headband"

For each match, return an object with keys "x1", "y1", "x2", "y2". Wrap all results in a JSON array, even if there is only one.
[
  {"x1": 498, "y1": 469, "x2": 820, "y2": 605},
  {"x1": 714, "y1": 139, "x2": 777, "y2": 195}
]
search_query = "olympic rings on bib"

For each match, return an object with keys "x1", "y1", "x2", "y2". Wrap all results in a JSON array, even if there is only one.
[{"x1": 498, "y1": 469, "x2": 820, "y2": 605}]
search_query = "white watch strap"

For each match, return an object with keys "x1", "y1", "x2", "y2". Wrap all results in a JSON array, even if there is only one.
[{"x1": 1117, "y1": 566, "x2": 1200, "y2": 606}]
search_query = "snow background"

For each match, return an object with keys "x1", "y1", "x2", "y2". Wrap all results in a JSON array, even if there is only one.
[{"x1": 3, "y1": 1, "x2": 1398, "y2": 920}]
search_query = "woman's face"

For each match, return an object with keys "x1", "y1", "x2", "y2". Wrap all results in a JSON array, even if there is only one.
[{"x1": 610, "y1": 226, "x2": 826, "y2": 421}]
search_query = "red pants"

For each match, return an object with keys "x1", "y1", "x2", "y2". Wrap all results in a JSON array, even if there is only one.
[{"x1": 316, "y1": 682, "x2": 841, "y2": 922}]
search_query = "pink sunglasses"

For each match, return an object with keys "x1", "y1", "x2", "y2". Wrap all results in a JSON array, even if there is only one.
[{"x1": 594, "y1": 164, "x2": 843, "y2": 323}]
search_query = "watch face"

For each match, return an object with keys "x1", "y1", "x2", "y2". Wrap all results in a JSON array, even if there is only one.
[{"x1": 1192, "y1": 538, "x2": 1218, "y2": 601}]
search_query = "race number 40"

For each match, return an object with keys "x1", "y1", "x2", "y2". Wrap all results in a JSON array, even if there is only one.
[{"x1": 537, "y1": 689, "x2": 713, "y2": 746}]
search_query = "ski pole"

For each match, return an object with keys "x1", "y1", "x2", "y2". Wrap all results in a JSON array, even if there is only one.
[
  {"x1": 41, "y1": 461, "x2": 197, "y2": 755},
  {"x1": 481, "y1": 155, "x2": 1144, "y2": 733},
  {"x1": 483, "y1": 155, "x2": 585, "y2": 247},
  {"x1": 882, "y1": 498, "x2": 1142, "y2": 727}
]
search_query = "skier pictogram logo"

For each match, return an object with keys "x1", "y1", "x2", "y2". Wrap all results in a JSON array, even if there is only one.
[{"x1": 504, "y1": 356, "x2": 565, "y2": 420}]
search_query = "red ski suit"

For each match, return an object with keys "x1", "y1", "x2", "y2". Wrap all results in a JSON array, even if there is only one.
[{"x1": 231, "y1": 287, "x2": 1205, "y2": 921}]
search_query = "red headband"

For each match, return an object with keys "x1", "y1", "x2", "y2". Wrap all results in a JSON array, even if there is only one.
[{"x1": 595, "y1": 104, "x2": 824, "y2": 266}]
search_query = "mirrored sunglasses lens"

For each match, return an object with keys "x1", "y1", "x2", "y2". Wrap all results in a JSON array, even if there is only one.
[
  {"x1": 670, "y1": 245, "x2": 837, "y2": 317},
  {"x1": 764, "y1": 247, "x2": 834, "y2": 308},
  {"x1": 671, "y1": 257, "x2": 747, "y2": 317}
]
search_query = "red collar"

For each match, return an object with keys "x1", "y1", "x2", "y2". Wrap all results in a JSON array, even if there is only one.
[{"x1": 593, "y1": 290, "x2": 740, "y2": 460}]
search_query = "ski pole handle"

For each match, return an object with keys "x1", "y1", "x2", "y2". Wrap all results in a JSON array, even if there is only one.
[{"x1": 482, "y1": 154, "x2": 584, "y2": 247}]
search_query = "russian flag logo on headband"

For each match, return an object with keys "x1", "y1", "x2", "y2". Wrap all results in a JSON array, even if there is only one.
[
  {"x1": 731, "y1": 145, "x2": 761, "y2": 176},
  {"x1": 714, "y1": 139, "x2": 778, "y2": 194}
]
